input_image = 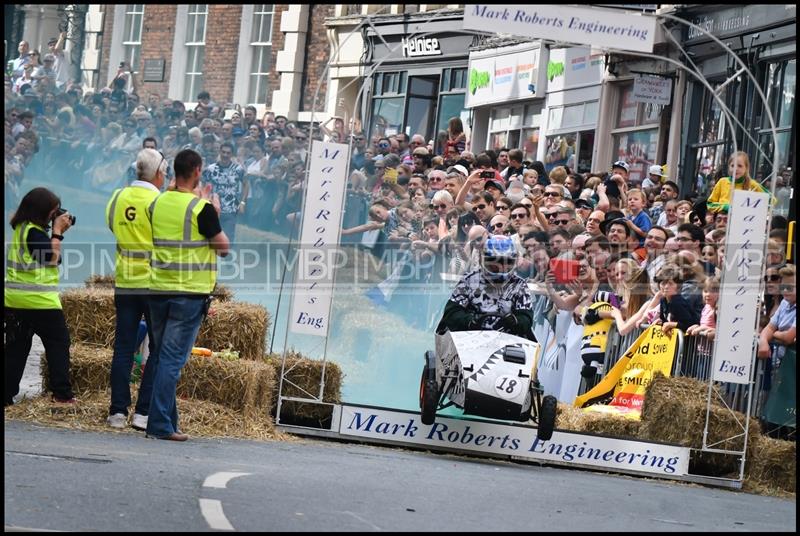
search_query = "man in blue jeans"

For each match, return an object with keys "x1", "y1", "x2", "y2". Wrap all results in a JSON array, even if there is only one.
[
  {"x1": 145, "y1": 149, "x2": 229, "y2": 441},
  {"x1": 105, "y1": 148, "x2": 167, "y2": 430}
]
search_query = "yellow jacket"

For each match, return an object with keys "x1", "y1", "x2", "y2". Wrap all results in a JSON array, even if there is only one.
[{"x1": 707, "y1": 176, "x2": 770, "y2": 213}]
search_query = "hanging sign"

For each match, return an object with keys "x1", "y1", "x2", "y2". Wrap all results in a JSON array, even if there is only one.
[{"x1": 632, "y1": 74, "x2": 672, "y2": 106}]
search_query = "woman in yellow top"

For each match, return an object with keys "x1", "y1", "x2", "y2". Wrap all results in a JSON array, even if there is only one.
[{"x1": 707, "y1": 151, "x2": 770, "y2": 213}]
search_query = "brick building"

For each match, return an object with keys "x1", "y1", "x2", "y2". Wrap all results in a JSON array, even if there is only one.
[{"x1": 90, "y1": 4, "x2": 335, "y2": 121}]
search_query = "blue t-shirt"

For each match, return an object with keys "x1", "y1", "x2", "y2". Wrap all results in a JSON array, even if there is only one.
[{"x1": 628, "y1": 210, "x2": 652, "y2": 246}]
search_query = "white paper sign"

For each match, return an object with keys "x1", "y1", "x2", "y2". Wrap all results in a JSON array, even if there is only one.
[
  {"x1": 712, "y1": 190, "x2": 771, "y2": 384},
  {"x1": 289, "y1": 141, "x2": 349, "y2": 337},
  {"x1": 632, "y1": 74, "x2": 672, "y2": 105},
  {"x1": 463, "y1": 5, "x2": 657, "y2": 53},
  {"x1": 340, "y1": 405, "x2": 690, "y2": 477},
  {"x1": 466, "y1": 48, "x2": 543, "y2": 108}
]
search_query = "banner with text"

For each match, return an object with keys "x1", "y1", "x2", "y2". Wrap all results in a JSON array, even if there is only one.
[
  {"x1": 712, "y1": 190, "x2": 771, "y2": 383},
  {"x1": 339, "y1": 405, "x2": 689, "y2": 476},
  {"x1": 290, "y1": 141, "x2": 349, "y2": 337},
  {"x1": 575, "y1": 325, "x2": 678, "y2": 419},
  {"x1": 463, "y1": 5, "x2": 657, "y2": 53},
  {"x1": 466, "y1": 47, "x2": 546, "y2": 108}
]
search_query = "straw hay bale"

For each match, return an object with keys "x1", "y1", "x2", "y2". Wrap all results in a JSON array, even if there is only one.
[
  {"x1": 61, "y1": 287, "x2": 269, "y2": 360},
  {"x1": 556, "y1": 402, "x2": 589, "y2": 432},
  {"x1": 744, "y1": 435, "x2": 796, "y2": 495},
  {"x1": 639, "y1": 373, "x2": 762, "y2": 476},
  {"x1": 61, "y1": 288, "x2": 117, "y2": 347},
  {"x1": 85, "y1": 274, "x2": 116, "y2": 288},
  {"x1": 196, "y1": 301, "x2": 269, "y2": 361},
  {"x1": 582, "y1": 412, "x2": 641, "y2": 439},
  {"x1": 178, "y1": 355, "x2": 275, "y2": 421},
  {"x1": 41, "y1": 343, "x2": 112, "y2": 393},
  {"x1": 264, "y1": 352, "x2": 343, "y2": 425},
  {"x1": 210, "y1": 283, "x2": 234, "y2": 303},
  {"x1": 43, "y1": 343, "x2": 276, "y2": 422},
  {"x1": 4, "y1": 389, "x2": 284, "y2": 441}
]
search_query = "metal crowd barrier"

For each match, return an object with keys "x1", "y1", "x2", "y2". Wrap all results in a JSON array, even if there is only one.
[{"x1": 578, "y1": 323, "x2": 776, "y2": 420}]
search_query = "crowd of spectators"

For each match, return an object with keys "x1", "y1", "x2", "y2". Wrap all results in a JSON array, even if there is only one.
[{"x1": 5, "y1": 40, "x2": 794, "y2": 437}]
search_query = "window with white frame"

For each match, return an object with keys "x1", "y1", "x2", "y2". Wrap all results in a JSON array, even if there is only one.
[
  {"x1": 248, "y1": 4, "x2": 274, "y2": 104},
  {"x1": 544, "y1": 100, "x2": 598, "y2": 173},
  {"x1": 183, "y1": 4, "x2": 208, "y2": 103},
  {"x1": 488, "y1": 103, "x2": 542, "y2": 162},
  {"x1": 122, "y1": 5, "x2": 144, "y2": 73}
]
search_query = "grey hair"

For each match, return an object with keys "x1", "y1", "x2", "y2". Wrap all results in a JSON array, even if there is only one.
[
  {"x1": 136, "y1": 148, "x2": 166, "y2": 182},
  {"x1": 432, "y1": 190, "x2": 454, "y2": 205}
]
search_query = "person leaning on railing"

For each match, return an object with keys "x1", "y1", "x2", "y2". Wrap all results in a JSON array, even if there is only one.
[
  {"x1": 5, "y1": 187, "x2": 76, "y2": 405},
  {"x1": 757, "y1": 264, "x2": 797, "y2": 364}
]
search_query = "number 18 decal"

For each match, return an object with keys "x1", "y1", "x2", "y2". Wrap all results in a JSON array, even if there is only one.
[{"x1": 495, "y1": 375, "x2": 522, "y2": 400}]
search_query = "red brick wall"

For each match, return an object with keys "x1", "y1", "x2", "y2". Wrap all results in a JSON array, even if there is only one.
[
  {"x1": 97, "y1": 5, "x2": 114, "y2": 91},
  {"x1": 300, "y1": 4, "x2": 333, "y2": 112},
  {"x1": 266, "y1": 5, "x2": 289, "y2": 108},
  {"x1": 202, "y1": 4, "x2": 243, "y2": 105},
  {"x1": 139, "y1": 5, "x2": 177, "y2": 100}
]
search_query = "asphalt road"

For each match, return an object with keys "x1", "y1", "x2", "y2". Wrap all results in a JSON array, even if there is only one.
[{"x1": 4, "y1": 421, "x2": 796, "y2": 532}]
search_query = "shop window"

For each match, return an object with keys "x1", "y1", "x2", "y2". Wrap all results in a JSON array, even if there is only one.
[
  {"x1": 616, "y1": 84, "x2": 665, "y2": 129},
  {"x1": 436, "y1": 67, "x2": 468, "y2": 145},
  {"x1": 544, "y1": 101, "x2": 598, "y2": 173},
  {"x1": 488, "y1": 103, "x2": 541, "y2": 157},
  {"x1": 612, "y1": 129, "x2": 659, "y2": 184},
  {"x1": 755, "y1": 58, "x2": 795, "y2": 183}
]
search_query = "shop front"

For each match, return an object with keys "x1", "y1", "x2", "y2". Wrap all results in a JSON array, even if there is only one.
[
  {"x1": 678, "y1": 4, "x2": 796, "y2": 201},
  {"x1": 540, "y1": 46, "x2": 605, "y2": 174},
  {"x1": 364, "y1": 14, "x2": 477, "y2": 148},
  {"x1": 465, "y1": 41, "x2": 548, "y2": 160}
]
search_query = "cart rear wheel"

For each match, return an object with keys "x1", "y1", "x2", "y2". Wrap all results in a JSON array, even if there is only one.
[
  {"x1": 536, "y1": 395, "x2": 557, "y2": 441},
  {"x1": 419, "y1": 367, "x2": 438, "y2": 425}
]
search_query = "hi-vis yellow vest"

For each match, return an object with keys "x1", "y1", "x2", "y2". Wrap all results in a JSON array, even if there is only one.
[
  {"x1": 5, "y1": 222, "x2": 61, "y2": 309},
  {"x1": 149, "y1": 190, "x2": 216, "y2": 295},
  {"x1": 106, "y1": 185, "x2": 159, "y2": 289}
]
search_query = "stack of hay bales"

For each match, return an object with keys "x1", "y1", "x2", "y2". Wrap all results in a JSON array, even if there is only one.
[
  {"x1": 85, "y1": 275, "x2": 233, "y2": 303},
  {"x1": 263, "y1": 351, "x2": 343, "y2": 427},
  {"x1": 62, "y1": 285, "x2": 268, "y2": 360},
  {"x1": 556, "y1": 403, "x2": 640, "y2": 440},
  {"x1": 42, "y1": 343, "x2": 276, "y2": 425}
]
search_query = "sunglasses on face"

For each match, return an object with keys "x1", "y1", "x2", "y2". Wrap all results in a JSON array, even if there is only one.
[
  {"x1": 510, "y1": 213, "x2": 527, "y2": 220},
  {"x1": 378, "y1": 143, "x2": 390, "y2": 149},
  {"x1": 491, "y1": 222, "x2": 505, "y2": 229},
  {"x1": 764, "y1": 274, "x2": 781, "y2": 282},
  {"x1": 472, "y1": 204, "x2": 487, "y2": 211},
  {"x1": 496, "y1": 205, "x2": 509, "y2": 211},
  {"x1": 544, "y1": 192, "x2": 561, "y2": 198},
  {"x1": 553, "y1": 219, "x2": 571, "y2": 225},
  {"x1": 780, "y1": 284, "x2": 795, "y2": 292},
  {"x1": 430, "y1": 204, "x2": 447, "y2": 210},
  {"x1": 429, "y1": 177, "x2": 443, "y2": 183}
]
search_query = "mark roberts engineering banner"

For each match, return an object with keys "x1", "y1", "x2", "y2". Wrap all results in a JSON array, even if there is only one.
[
  {"x1": 712, "y1": 190, "x2": 771, "y2": 383},
  {"x1": 339, "y1": 405, "x2": 690, "y2": 477},
  {"x1": 290, "y1": 141, "x2": 349, "y2": 337},
  {"x1": 463, "y1": 5, "x2": 657, "y2": 53}
]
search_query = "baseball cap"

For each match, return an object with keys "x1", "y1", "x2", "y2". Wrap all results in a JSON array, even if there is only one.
[
  {"x1": 612, "y1": 160, "x2": 630, "y2": 173},
  {"x1": 48, "y1": 37, "x2": 58, "y2": 45},
  {"x1": 447, "y1": 164, "x2": 469, "y2": 177},
  {"x1": 574, "y1": 198, "x2": 594, "y2": 210},
  {"x1": 412, "y1": 146, "x2": 430, "y2": 157},
  {"x1": 484, "y1": 178, "x2": 506, "y2": 193},
  {"x1": 648, "y1": 164, "x2": 665, "y2": 177}
]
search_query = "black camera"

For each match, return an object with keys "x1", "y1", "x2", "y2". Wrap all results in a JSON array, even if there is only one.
[{"x1": 54, "y1": 208, "x2": 76, "y2": 226}]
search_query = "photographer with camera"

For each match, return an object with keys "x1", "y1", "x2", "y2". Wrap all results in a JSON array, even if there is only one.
[{"x1": 5, "y1": 187, "x2": 76, "y2": 406}]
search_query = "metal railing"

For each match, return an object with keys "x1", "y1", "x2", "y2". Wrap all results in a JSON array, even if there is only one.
[{"x1": 578, "y1": 324, "x2": 777, "y2": 420}]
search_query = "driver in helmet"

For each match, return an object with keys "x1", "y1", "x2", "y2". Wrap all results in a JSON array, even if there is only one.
[{"x1": 436, "y1": 235, "x2": 534, "y2": 339}]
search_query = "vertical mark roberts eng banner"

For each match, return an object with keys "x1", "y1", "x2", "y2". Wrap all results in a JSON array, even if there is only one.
[
  {"x1": 463, "y1": 5, "x2": 657, "y2": 53},
  {"x1": 290, "y1": 141, "x2": 349, "y2": 337},
  {"x1": 712, "y1": 190, "x2": 771, "y2": 383}
]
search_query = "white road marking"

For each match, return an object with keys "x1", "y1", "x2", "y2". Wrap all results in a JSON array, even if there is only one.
[
  {"x1": 199, "y1": 499, "x2": 235, "y2": 531},
  {"x1": 202, "y1": 471, "x2": 253, "y2": 489}
]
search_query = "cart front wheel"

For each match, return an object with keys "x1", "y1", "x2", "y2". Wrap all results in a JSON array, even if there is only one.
[
  {"x1": 536, "y1": 395, "x2": 557, "y2": 441},
  {"x1": 419, "y1": 367, "x2": 439, "y2": 426}
]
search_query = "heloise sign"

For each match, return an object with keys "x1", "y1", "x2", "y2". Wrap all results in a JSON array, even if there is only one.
[
  {"x1": 463, "y1": 5, "x2": 657, "y2": 53},
  {"x1": 289, "y1": 141, "x2": 349, "y2": 337},
  {"x1": 712, "y1": 190, "x2": 771, "y2": 384}
]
